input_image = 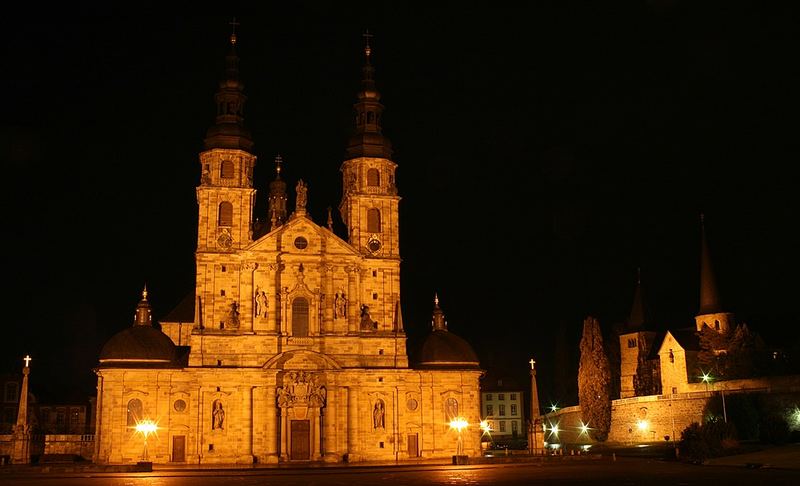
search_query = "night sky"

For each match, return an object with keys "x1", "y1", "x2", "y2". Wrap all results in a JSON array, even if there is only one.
[{"x1": 3, "y1": 2, "x2": 799, "y2": 408}]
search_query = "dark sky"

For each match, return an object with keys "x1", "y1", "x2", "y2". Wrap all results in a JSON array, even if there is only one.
[{"x1": 2, "y1": 1, "x2": 799, "y2": 407}]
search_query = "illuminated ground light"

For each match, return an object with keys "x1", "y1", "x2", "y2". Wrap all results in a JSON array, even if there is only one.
[
  {"x1": 789, "y1": 407, "x2": 800, "y2": 429},
  {"x1": 579, "y1": 421, "x2": 590, "y2": 436},
  {"x1": 550, "y1": 404, "x2": 559, "y2": 412},
  {"x1": 480, "y1": 420, "x2": 491, "y2": 435},
  {"x1": 547, "y1": 422, "x2": 560, "y2": 439},
  {"x1": 636, "y1": 419, "x2": 649, "y2": 432},
  {"x1": 134, "y1": 419, "x2": 159, "y2": 462}
]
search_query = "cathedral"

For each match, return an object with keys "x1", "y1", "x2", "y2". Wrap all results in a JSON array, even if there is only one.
[{"x1": 92, "y1": 32, "x2": 482, "y2": 464}]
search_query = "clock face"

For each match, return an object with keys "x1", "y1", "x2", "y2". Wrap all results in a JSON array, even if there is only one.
[
  {"x1": 217, "y1": 232, "x2": 233, "y2": 250},
  {"x1": 367, "y1": 236, "x2": 381, "y2": 253}
]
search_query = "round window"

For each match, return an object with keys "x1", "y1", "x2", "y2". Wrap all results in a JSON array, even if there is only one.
[
  {"x1": 294, "y1": 236, "x2": 308, "y2": 249},
  {"x1": 173, "y1": 399, "x2": 187, "y2": 412},
  {"x1": 407, "y1": 398, "x2": 418, "y2": 411}
]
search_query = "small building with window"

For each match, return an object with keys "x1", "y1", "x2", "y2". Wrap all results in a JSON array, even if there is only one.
[{"x1": 480, "y1": 372, "x2": 525, "y2": 446}]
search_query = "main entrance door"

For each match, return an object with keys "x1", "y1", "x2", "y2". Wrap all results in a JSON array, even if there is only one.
[
  {"x1": 407, "y1": 433, "x2": 419, "y2": 458},
  {"x1": 171, "y1": 435, "x2": 185, "y2": 462},
  {"x1": 290, "y1": 420, "x2": 310, "y2": 460}
]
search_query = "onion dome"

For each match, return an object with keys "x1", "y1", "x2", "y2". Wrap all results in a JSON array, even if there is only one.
[
  {"x1": 203, "y1": 27, "x2": 254, "y2": 151},
  {"x1": 417, "y1": 294, "x2": 480, "y2": 369},
  {"x1": 345, "y1": 32, "x2": 393, "y2": 160},
  {"x1": 98, "y1": 286, "x2": 177, "y2": 367}
]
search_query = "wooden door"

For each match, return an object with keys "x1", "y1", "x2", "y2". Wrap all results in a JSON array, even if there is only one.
[
  {"x1": 172, "y1": 435, "x2": 185, "y2": 462},
  {"x1": 290, "y1": 420, "x2": 310, "y2": 460},
  {"x1": 407, "y1": 433, "x2": 419, "y2": 458}
]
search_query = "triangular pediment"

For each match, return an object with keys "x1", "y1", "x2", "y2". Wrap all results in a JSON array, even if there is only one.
[{"x1": 245, "y1": 213, "x2": 359, "y2": 257}]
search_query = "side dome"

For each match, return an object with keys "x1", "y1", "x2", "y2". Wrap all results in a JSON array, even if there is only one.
[
  {"x1": 418, "y1": 330, "x2": 480, "y2": 368},
  {"x1": 98, "y1": 287, "x2": 177, "y2": 368},
  {"x1": 415, "y1": 295, "x2": 480, "y2": 370}
]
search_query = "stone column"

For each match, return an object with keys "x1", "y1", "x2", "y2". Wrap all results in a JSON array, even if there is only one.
[
  {"x1": 346, "y1": 266, "x2": 358, "y2": 333},
  {"x1": 267, "y1": 264, "x2": 278, "y2": 334},
  {"x1": 347, "y1": 385, "x2": 360, "y2": 461},
  {"x1": 322, "y1": 385, "x2": 338, "y2": 462},
  {"x1": 323, "y1": 264, "x2": 334, "y2": 333},
  {"x1": 243, "y1": 262, "x2": 258, "y2": 332},
  {"x1": 238, "y1": 386, "x2": 253, "y2": 463},
  {"x1": 263, "y1": 386, "x2": 279, "y2": 463}
]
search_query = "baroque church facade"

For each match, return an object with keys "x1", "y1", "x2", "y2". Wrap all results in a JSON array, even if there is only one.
[{"x1": 93, "y1": 33, "x2": 482, "y2": 464}]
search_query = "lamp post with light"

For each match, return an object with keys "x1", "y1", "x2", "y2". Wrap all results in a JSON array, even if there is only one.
[
  {"x1": 449, "y1": 417, "x2": 468, "y2": 464},
  {"x1": 701, "y1": 372, "x2": 727, "y2": 423},
  {"x1": 135, "y1": 420, "x2": 157, "y2": 463}
]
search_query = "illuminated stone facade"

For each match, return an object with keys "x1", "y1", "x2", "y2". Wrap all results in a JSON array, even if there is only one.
[{"x1": 93, "y1": 37, "x2": 482, "y2": 465}]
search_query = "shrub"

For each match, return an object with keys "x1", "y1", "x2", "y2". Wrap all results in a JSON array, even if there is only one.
[
  {"x1": 759, "y1": 414, "x2": 790, "y2": 444},
  {"x1": 678, "y1": 419, "x2": 738, "y2": 463}
]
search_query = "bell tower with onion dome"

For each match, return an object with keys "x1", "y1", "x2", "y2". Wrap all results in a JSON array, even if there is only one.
[{"x1": 196, "y1": 22, "x2": 257, "y2": 254}]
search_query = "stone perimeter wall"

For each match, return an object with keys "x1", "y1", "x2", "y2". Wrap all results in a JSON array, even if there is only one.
[{"x1": 539, "y1": 375, "x2": 800, "y2": 447}]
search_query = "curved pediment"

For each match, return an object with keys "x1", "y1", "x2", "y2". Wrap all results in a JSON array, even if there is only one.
[{"x1": 263, "y1": 350, "x2": 343, "y2": 370}]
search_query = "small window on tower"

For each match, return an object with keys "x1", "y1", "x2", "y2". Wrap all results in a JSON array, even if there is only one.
[
  {"x1": 218, "y1": 202, "x2": 233, "y2": 227},
  {"x1": 715, "y1": 320, "x2": 720, "y2": 330},
  {"x1": 220, "y1": 290, "x2": 225, "y2": 296},
  {"x1": 373, "y1": 293, "x2": 378, "y2": 300},
  {"x1": 367, "y1": 168, "x2": 380, "y2": 186},
  {"x1": 372, "y1": 270, "x2": 377, "y2": 277},
  {"x1": 367, "y1": 208, "x2": 381, "y2": 233},
  {"x1": 220, "y1": 160, "x2": 234, "y2": 179}
]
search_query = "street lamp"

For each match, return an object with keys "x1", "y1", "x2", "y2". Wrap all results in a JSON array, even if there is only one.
[
  {"x1": 135, "y1": 419, "x2": 158, "y2": 462},
  {"x1": 701, "y1": 372, "x2": 727, "y2": 423},
  {"x1": 449, "y1": 417, "x2": 468, "y2": 457}
]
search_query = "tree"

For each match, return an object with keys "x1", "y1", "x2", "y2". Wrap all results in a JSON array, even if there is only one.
[
  {"x1": 697, "y1": 322, "x2": 767, "y2": 379},
  {"x1": 578, "y1": 315, "x2": 612, "y2": 441}
]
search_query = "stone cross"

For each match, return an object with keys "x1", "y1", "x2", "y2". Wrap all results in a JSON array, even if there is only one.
[
  {"x1": 23, "y1": 355, "x2": 31, "y2": 368},
  {"x1": 529, "y1": 358, "x2": 536, "y2": 370}
]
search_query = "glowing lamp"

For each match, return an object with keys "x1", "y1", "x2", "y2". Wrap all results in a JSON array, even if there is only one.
[{"x1": 636, "y1": 419, "x2": 649, "y2": 432}]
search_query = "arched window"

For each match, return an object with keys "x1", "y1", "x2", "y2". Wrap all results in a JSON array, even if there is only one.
[
  {"x1": 367, "y1": 168, "x2": 380, "y2": 187},
  {"x1": 367, "y1": 208, "x2": 381, "y2": 233},
  {"x1": 218, "y1": 202, "x2": 233, "y2": 226},
  {"x1": 714, "y1": 320, "x2": 720, "y2": 330},
  {"x1": 126, "y1": 398, "x2": 143, "y2": 427},
  {"x1": 367, "y1": 111, "x2": 374, "y2": 124},
  {"x1": 445, "y1": 398, "x2": 459, "y2": 421},
  {"x1": 292, "y1": 297, "x2": 309, "y2": 337},
  {"x1": 220, "y1": 160, "x2": 234, "y2": 179}
]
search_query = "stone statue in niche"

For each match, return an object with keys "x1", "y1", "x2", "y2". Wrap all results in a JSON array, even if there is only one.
[
  {"x1": 373, "y1": 399, "x2": 385, "y2": 429},
  {"x1": 225, "y1": 301, "x2": 240, "y2": 329},
  {"x1": 212, "y1": 399, "x2": 225, "y2": 430},
  {"x1": 360, "y1": 304, "x2": 378, "y2": 331},
  {"x1": 334, "y1": 291, "x2": 348, "y2": 319},
  {"x1": 254, "y1": 286, "x2": 268, "y2": 318}
]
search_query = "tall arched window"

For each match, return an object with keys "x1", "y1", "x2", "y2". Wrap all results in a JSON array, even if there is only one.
[
  {"x1": 220, "y1": 160, "x2": 234, "y2": 179},
  {"x1": 127, "y1": 398, "x2": 143, "y2": 426},
  {"x1": 218, "y1": 202, "x2": 233, "y2": 226},
  {"x1": 292, "y1": 297, "x2": 309, "y2": 337},
  {"x1": 367, "y1": 208, "x2": 381, "y2": 233},
  {"x1": 367, "y1": 168, "x2": 380, "y2": 186}
]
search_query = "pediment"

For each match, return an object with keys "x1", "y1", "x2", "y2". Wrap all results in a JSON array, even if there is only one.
[
  {"x1": 657, "y1": 331, "x2": 683, "y2": 355},
  {"x1": 245, "y1": 214, "x2": 359, "y2": 256}
]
